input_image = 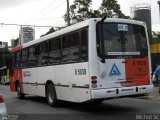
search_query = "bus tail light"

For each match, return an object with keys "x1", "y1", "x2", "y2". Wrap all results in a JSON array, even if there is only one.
[
  {"x1": 91, "y1": 76, "x2": 97, "y2": 84},
  {"x1": 91, "y1": 80, "x2": 97, "y2": 84},
  {"x1": 0, "y1": 95, "x2": 4, "y2": 103}
]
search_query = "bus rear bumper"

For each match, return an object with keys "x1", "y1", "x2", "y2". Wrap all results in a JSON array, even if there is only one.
[{"x1": 91, "y1": 85, "x2": 153, "y2": 99}]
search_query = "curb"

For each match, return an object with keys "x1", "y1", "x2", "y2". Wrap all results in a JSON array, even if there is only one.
[
  {"x1": 135, "y1": 86, "x2": 160, "y2": 101},
  {"x1": 137, "y1": 95, "x2": 160, "y2": 101}
]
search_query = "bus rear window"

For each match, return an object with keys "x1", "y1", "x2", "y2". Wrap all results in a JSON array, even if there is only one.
[{"x1": 97, "y1": 23, "x2": 148, "y2": 57}]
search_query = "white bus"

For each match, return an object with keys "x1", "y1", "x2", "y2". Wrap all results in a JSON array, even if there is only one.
[{"x1": 10, "y1": 17, "x2": 153, "y2": 106}]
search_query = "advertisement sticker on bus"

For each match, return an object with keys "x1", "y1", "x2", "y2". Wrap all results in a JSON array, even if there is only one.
[{"x1": 23, "y1": 71, "x2": 31, "y2": 77}]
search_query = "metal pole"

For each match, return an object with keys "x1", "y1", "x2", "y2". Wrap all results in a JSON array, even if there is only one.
[
  {"x1": 67, "y1": 0, "x2": 70, "y2": 26},
  {"x1": 158, "y1": 1, "x2": 160, "y2": 22}
]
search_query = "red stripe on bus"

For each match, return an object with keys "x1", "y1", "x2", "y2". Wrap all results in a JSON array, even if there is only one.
[
  {"x1": 10, "y1": 69, "x2": 23, "y2": 92},
  {"x1": 10, "y1": 45, "x2": 23, "y2": 53},
  {"x1": 125, "y1": 57, "x2": 150, "y2": 86}
]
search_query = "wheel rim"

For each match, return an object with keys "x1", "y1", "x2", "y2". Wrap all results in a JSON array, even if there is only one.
[{"x1": 48, "y1": 89, "x2": 54, "y2": 103}]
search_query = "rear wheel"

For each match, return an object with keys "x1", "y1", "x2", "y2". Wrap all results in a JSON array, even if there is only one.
[
  {"x1": 47, "y1": 84, "x2": 59, "y2": 107},
  {"x1": 90, "y1": 99, "x2": 103, "y2": 105},
  {"x1": 17, "y1": 83, "x2": 25, "y2": 99}
]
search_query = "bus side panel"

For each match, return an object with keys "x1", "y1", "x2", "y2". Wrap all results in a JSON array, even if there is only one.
[
  {"x1": 23, "y1": 68, "x2": 38, "y2": 95},
  {"x1": 55, "y1": 87, "x2": 91, "y2": 102},
  {"x1": 55, "y1": 62, "x2": 91, "y2": 102},
  {"x1": 10, "y1": 78, "x2": 16, "y2": 92},
  {"x1": 36, "y1": 66, "x2": 55, "y2": 97},
  {"x1": 10, "y1": 69, "x2": 23, "y2": 92}
]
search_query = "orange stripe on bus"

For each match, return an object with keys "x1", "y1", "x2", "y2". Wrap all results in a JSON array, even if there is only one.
[{"x1": 10, "y1": 45, "x2": 23, "y2": 53}]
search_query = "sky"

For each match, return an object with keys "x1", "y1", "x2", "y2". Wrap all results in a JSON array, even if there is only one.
[{"x1": 0, "y1": 0, "x2": 160, "y2": 46}]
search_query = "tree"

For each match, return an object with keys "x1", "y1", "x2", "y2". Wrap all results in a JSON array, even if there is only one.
[
  {"x1": 152, "y1": 31, "x2": 160, "y2": 42},
  {"x1": 100, "y1": 0, "x2": 126, "y2": 18},
  {"x1": 40, "y1": 28, "x2": 55, "y2": 37},
  {"x1": 40, "y1": 27, "x2": 64, "y2": 37},
  {"x1": 64, "y1": 0, "x2": 93, "y2": 24},
  {"x1": 0, "y1": 48, "x2": 10, "y2": 68},
  {"x1": 64, "y1": 0, "x2": 129, "y2": 24}
]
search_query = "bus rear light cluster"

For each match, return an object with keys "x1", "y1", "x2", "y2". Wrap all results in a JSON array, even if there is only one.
[
  {"x1": 0, "y1": 95, "x2": 4, "y2": 103},
  {"x1": 91, "y1": 80, "x2": 97, "y2": 84},
  {"x1": 91, "y1": 76, "x2": 97, "y2": 84}
]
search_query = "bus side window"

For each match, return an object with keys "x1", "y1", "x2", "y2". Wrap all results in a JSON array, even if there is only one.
[
  {"x1": 80, "y1": 28, "x2": 88, "y2": 62},
  {"x1": 15, "y1": 52, "x2": 17, "y2": 68},
  {"x1": 9, "y1": 55, "x2": 14, "y2": 76},
  {"x1": 22, "y1": 49, "x2": 27, "y2": 68},
  {"x1": 37, "y1": 42, "x2": 48, "y2": 66},
  {"x1": 12, "y1": 53, "x2": 15, "y2": 69},
  {"x1": 19, "y1": 51, "x2": 22, "y2": 68},
  {"x1": 15, "y1": 52, "x2": 20, "y2": 68},
  {"x1": 62, "y1": 32, "x2": 79, "y2": 63},
  {"x1": 28, "y1": 46, "x2": 37, "y2": 67},
  {"x1": 49, "y1": 38, "x2": 61, "y2": 64}
]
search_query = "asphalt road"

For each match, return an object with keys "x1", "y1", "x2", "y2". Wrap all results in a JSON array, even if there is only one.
[{"x1": 1, "y1": 84, "x2": 160, "y2": 120}]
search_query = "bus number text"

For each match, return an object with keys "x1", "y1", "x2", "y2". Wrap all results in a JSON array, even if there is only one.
[
  {"x1": 133, "y1": 61, "x2": 146, "y2": 66},
  {"x1": 75, "y1": 69, "x2": 86, "y2": 75}
]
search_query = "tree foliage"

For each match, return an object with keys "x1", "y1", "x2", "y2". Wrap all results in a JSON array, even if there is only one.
[
  {"x1": 152, "y1": 31, "x2": 160, "y2": 42},
  {"x1": 0, "y1": 48, "x2": 10, "y2": 68},
  {"x1": 64, "y1": 0, "x2": 92, "y2": 24},
  {"x1": 40, "y1": 28, "x2": 55, "y2": 37},
  {"x1": 64, "y1": 0, "x2": 129, "y2": 24},
  {"x1": 42, "y1": 0, "x2": 129, "y2": 37},
  {"x1": 100, "y1": 0, "x2": 126, "y2": 18},
  {"x1": 40, "y1": 27, "x2": 63, "y2": 37}
]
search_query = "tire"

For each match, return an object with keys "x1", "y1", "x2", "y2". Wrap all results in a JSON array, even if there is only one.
[
  {"x1": 47, "y1": 84, "x2": 59, "y2": 107},
  {"x1": 17, "y1": 83, "x2": 25, "y2": 99},
  {"x1": 90, "y1": 99, "x2": 103, "y2": 105}
]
